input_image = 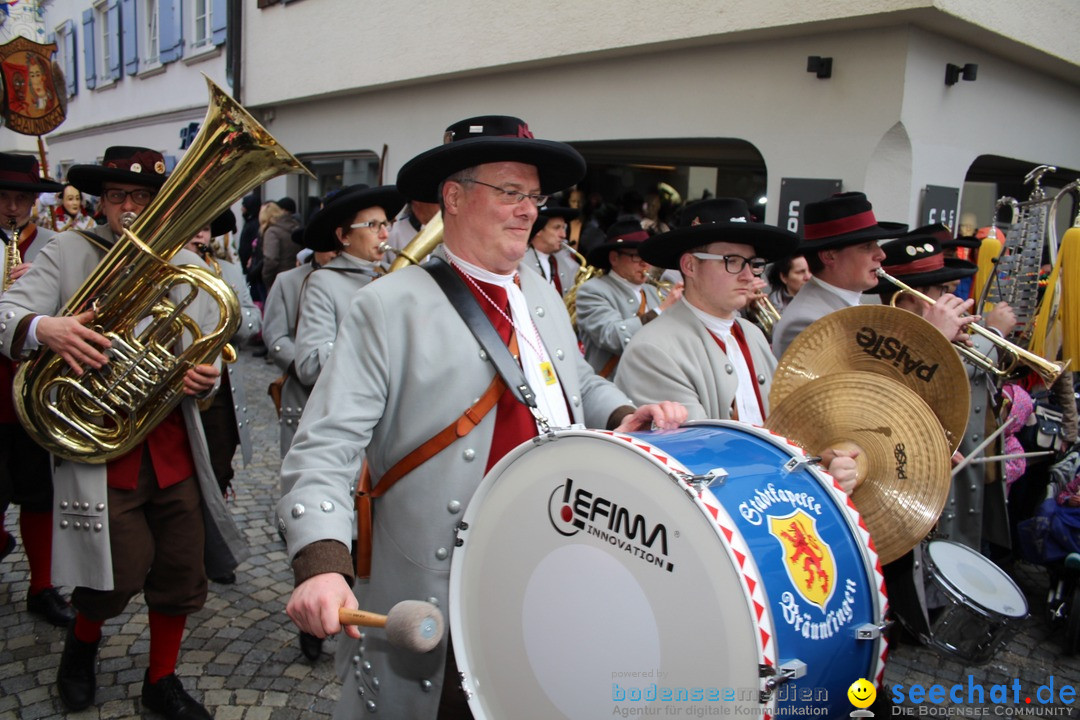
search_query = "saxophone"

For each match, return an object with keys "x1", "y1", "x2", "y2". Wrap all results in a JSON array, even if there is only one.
[
  {"x1": 561, "y1": 241, "x2": 602, "y2": 329},
  {"x1": 14, "y1": 76, "x2": 312, "y2": 464},
  {"x1": 3, "y1": 220, "x2": 21, "y2": 291}
]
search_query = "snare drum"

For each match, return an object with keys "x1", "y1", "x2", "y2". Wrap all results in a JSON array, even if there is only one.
[
  {"x1": 922, "y1": 539, "x2": 1029, "y2": 664},
  {"x1": 450, "y1": 421, "x2": 887, "y2": 719}
]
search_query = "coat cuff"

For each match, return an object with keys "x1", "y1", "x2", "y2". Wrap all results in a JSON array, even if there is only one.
[
  {"x1": 607, "y1": 405, "x2": 636, "y2": 430},
  {"x1": 292, "y1": 539, "x2": 355, "y2": 586}
]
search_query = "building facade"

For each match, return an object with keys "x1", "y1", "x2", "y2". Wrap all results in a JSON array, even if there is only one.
[{"x1": 10, "y1": 0, "x2": 1080, "y2": 231}]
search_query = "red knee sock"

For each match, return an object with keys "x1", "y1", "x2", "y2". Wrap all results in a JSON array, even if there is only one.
[
  {"x1": 74, "y1": 613, "x2": 104, "y2": 644},
  {"x1": 20, "y1": 510, "x2": 54, "y2": 595},
  {"x1": 148, "y1": 611, "x2": 187, "y2": 684}
]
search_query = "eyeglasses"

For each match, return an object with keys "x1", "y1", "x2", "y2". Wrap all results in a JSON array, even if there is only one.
[
  {"x1": 616, "y1": 251, "x2": 648, "y2": 264},
  {"x1": 459, "y1": 179, "x2": 549, "y2": 207},
  {"x1": 103, "y1": 188, "x2": 155, "y2": 206},
  {"x1": 350, "y1": 220, "x2": 392, "y2": 232},
  {"x1": 691, "y1": 252, "x2": 767, "y2": 276}
]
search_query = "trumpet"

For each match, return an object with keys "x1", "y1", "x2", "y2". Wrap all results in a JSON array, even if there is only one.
[
  {"x1": 645, "y1": 274, "x2": 674, "y2": 300},
  {"x1": 750, "y1": 294, "x2": 782, "y2": 336},
  {"x1": 4, "y1": 220, "x2": 21, "y2": 291},
  {"x1": 876, "y1": 268, "x2": 1067, "y2": 385}
]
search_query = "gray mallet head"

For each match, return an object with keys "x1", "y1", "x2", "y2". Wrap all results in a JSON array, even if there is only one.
[{"x1": 385, "y1": 600, "x2": 445, "y2": 653}]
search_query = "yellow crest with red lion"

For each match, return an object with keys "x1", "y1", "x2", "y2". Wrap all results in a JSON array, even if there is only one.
[{"x1": 768, "y1": 509, "x2": 837, "y2": 612}]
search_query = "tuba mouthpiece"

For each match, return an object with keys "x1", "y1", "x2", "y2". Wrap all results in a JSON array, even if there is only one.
[{"x1": 120, "y1": 212, "x2": 139, "y2": 229}]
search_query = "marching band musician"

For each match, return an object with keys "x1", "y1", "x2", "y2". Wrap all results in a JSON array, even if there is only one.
[
  {"x1": 292, "y1": 184, "x2": 404, "y2": 388},
  {"x1": 522, "y1": 204, "x2": 579, "y2": 296},
  {"x1": 872, "y1": 227, "x2": 1015, "y2": 552},
  {"x1": 265, "y1": 235, "x2": 340, "y2": 666},
  {"x1": 575, "y1": 220, "x2": 683, "y2": 377},
  {"x1": 277, "y1": 115, "x2": 685, "y2": 719},
  {"x1": 615, "y1": 198, "x2": 858, "y2": 492},
  {"x1": 0, "y1": 146, "x2": 247, "y2": 720},
  {"x1": 0, "y1": 152, "x2": 76, "y2": 628},
  {"x1": 184, "y1": 211, "x2": 263, "y2": 575},
  {"x1": 263, "y1": 240, "x2": 339, "y2": 465},
  {"x1": 771, "y1": 192, "x2": 906, "y2": 358}
]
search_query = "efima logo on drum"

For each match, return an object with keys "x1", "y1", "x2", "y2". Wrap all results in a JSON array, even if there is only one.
[
  {"x1": 890, "y1": 675, "x2": 1075, "y2": 711},
  {"x1": 548, "y1": 477, "x2": 675, "y2": 572}
]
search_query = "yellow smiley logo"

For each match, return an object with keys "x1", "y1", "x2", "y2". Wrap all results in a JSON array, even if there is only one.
[{"x1": 848, "y1": 678, "x2": 876, "y2": 708}]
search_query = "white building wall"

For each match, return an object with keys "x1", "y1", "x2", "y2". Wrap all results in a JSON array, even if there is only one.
[
  {"x1": 251, "y1": 13, "x2": 1080, "y2": 227},
  {"x1": 242, "y1": 0, "x2": 1080, "y2": 106}
]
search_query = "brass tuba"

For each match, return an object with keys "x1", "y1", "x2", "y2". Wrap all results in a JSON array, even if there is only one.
[{"x1": 14, "y1": 76, "x2": 312, "y2": 463}]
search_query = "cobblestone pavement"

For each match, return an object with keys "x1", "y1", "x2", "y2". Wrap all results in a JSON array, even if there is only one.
[{"x1": 2, "y1": 349, "x2": 1079, "y2": 718}]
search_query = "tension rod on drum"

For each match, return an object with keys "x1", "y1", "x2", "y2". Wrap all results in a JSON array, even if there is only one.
[{"x1": 759, "y1": 660, "x2": 807, "y2": 702}]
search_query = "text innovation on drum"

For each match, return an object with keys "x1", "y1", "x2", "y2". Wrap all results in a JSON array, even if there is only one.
[{"x1": 549, "y1": 478, "x2": 674, "y2": 571}]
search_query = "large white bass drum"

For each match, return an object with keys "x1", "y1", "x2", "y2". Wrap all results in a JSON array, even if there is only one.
[{"x1": 449, "y1": 422, "x2": 888, "y2": 719}]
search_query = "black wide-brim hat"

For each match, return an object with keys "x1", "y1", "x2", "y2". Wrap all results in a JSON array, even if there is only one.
[
  {"x1": 396, "y1": 116, "x2": 586, "y2": 203},
  {"x1": 943, "y1": 235, "x2": 981, "y2": 250},
  {"x1": 210, "y1": 208, "x2": 237, "y2": 238},
  {"x1": 869, "y1": 227, "x2": 976, "y2": 294},
  {"x1": 0, "y1": 152, "x2": 62, "y2": 193},
  {"x1": 586, "y1": 220, "x2": 651, "y2": 270},
  {"x1": 640, "y1": 198, "x2": 799, "y2": 269},
  {"x1": 303, "y1": 184, "x2": 405, "y2": 252},
  {"x1": 66, "y1": 146, "x2": 168, "y2": 197},
  {"x1": 800, "y1": 191, "x2": 907, "y2": 252},
  {"x1": 530, "y1": 205, "x2": 579, "y2": 240}
]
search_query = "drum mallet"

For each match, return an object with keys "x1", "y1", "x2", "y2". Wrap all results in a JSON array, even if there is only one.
[{"x1": 338, "y1": 600, "x2": 444, "y2": 653}]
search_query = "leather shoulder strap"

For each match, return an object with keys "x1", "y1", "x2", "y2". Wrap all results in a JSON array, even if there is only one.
[{"x1": 423, "y1": 257, "x2": 538, "y2": 411}]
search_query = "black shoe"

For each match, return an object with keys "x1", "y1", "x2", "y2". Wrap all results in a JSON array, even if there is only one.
[
  {"x1": 57, "y1": 622, "x2": 99, "y2": 711},
  {"x1": 27, "y1": 587, "x2": 76, "y2": 627},
  {"x1": 299, "y1": 631, "x2": 323, "y2": 661},
  {"x1": 210, "y1": 572, "x2": 236, "y2": 585},
  {"x1": 141, "y1": 672, "x2": 213, "y2": 720},
  {"x1": 0, "y1": 532, "x2": 14, "y2": 562}
]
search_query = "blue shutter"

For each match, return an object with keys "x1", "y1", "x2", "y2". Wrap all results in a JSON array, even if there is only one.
[
  {"x1": 64, "y1": 21, "x2": 78, "y2": 97},
  {"x1": 82, "y1": 9, "x2": 96, "y2": 90},
  {"x1": 122, "y1": 0, "x2": 139, "y2": 75},
  {"x1": 107, "y1": 0, "x2": 122, "y2": 80},
  {"x1": 211, "y1": 0, "x2": 227, "y2": 46},
  {"x1": 159, "y1": 0, "x2": 183, "y2": 63}
]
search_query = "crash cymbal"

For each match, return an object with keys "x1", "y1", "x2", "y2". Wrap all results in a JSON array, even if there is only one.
[
  {"x1": 766, "y1": 371, "x2": 951, "y2": 565},
  {"x1": 771, "y1": 305, "x2": 969, "y2": 453}
]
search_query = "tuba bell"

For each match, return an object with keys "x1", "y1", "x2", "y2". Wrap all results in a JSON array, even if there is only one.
[{"x1": 14, "y1": 76, "x2": 312, "y2": 463}]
